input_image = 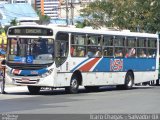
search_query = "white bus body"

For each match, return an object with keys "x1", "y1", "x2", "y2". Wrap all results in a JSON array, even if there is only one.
[{"x1": 5, "y1": 25, "x2": 159, "y2": 94}]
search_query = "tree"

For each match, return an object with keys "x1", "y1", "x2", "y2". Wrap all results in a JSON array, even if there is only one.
[
  {"x1": 78, "y1": 0, "x2": 160, "y2": 33},
  {"x1": 36, "y1": 10, "x2": 51, "y2": 25},
  {"x1": 10, "y1": 18, "x2": 18, "y2": 26},
  {"x1": 78, "y1": 0, "x2": 114, "y2": 29}
]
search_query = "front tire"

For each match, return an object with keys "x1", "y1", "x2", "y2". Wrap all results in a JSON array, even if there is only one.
[
  {"x1": 28, "y1": 86, "x2": 41, "y2": 95},
  {"x1": 117, "y1": 72, "x2": 134, "y2": 90},
  {"x1": 65, "y1": 76, "x2": 79, "y2": 94},
  {"x1": 124, "y1": 71, "x2": 134, "y2": 89}
]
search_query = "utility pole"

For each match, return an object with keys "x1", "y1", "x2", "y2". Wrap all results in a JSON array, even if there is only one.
[
  {"x1": 66, "y1": 0, "x2": 69, "y2": 25},
  {"x1": 70, "y1": 0, "x2": 74, "y2": 25}
]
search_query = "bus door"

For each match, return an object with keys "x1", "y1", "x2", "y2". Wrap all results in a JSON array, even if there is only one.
[{"x1": 55, "y1": 32, "x2": 69, "y2": 70}]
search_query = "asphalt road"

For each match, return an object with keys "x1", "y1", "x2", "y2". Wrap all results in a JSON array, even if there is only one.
[{"x1": 0, "y1": 85, "x2": 160, "y2": 115}]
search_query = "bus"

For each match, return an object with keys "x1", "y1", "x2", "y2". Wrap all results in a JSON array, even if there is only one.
[{"x1": 4, "y1": 25, "x2": 159, "y2": 94}]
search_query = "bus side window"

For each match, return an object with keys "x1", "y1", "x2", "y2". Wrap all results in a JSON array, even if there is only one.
[
  {"x1": 87, "y1": 47, "x2": 94, "y2": 57},
  {"x1": 71, "y1": 34, "x2": 86, "y2": 57},
  {"x1": 71, "y1": 35, "x2": 78, "y2": 44},
  {"x1": 115, "y1": 48, "x2": 124, "y2": 57},
  {"x1": 103, "y1": 47, "x2": 113, "y2": 57},
  {"x1": 137, "y1": 48, "x2": 146, "y2": 58},
  {"x1": 78, "y1": 47, "x2": 85, "y2": 57},
  {"x1": 126, "y1": 37, "x2": 136, "y2": 57},
  {"x1": 148, "y1": 49, "x2": 156, "y2": 58},
  {"x1": 103, "y1": 36, "x2": 114, "y2": 57},
  {"x1": 147, "y1": 38, "x2": 157, "y2": 58},
  {"x1": 126, "y1": 48, "x2": 136, "y2": 57}
]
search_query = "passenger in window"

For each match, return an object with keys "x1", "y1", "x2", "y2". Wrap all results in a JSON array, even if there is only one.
[
  {"x1": 87, "y1": 48, "x2": 94, "y2": 57},
  {"x1": 39, "y1": 38, "x2": 48, "y2": 54},
  {"x1": 87, "y1": 46, "x2": 95, "y2": 57},
  {"x1": 94, "y1": 51, "x2": 101, "y2": 57},
  {"x1": 139, "y1": 50, "x2": 146, "y2": 57},
  {"x1": 125, "y1": 48, "x2": 135, "y2": 57},
  {"x1": 115, "y1": 50, "x2": 123, "y2": 57},
  {"x1": 147, "y1": 53, "x2": 152, "y2": 58},
  {"x1": 79, "y1": 49, "x2": 85, "y2": 57},
  {"x1": 70, "y1": 46, "x2": 77, "y2": 57},
  {"x1": 94, "y1": 47, "x2": 101, "y2": 57},
  {"x1": 70, "y1": 46, "x2": 74, "y2": 56},
  {"x1": 87, "y1": 51, "x2": 94, "y2": 57},
  {"x1": 104, "y1": 50, "x2": 108, "y2": 56},
  {"x1": 88, "y1": 37, "x2": 95, "y2": 45},
  {"x1": 147, "y1": 49, "x2": 156, "y2": 58}
]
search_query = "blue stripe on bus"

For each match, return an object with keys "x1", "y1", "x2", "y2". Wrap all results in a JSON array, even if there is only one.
[
  {"x1": 18, "y1": 69, "x2": 48, "y2": 76},
  {"x1": 93, "y1": 58, "x2": 156, "y2": 72}
]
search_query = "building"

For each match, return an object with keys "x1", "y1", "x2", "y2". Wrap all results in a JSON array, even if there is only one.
[
  {"x1": 33, "y1": 0, "x2": 96, "y2": 24},
  {"x1": 0, "y1": 3, "x2": 39, "y2": 26},
  {"x1": 34, "y1": 0, "x2": 94, "y2": 20},
  {"x1": 34, "y1": 0, "x2": 60, "y2": 19}
]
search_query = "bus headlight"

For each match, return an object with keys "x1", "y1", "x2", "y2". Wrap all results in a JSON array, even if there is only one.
[{"x1": 40, "y1": 68, "x2": 54, "y2": 78}]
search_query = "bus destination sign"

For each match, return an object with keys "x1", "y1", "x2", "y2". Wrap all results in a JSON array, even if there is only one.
[{"x1": 8, "y1": 27, "x2": 53, "y2": 36}]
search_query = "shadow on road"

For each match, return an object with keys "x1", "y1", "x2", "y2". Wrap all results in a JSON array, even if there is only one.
[{"x1": 4, "y1": 85, "x2": 156, "y2": 96}]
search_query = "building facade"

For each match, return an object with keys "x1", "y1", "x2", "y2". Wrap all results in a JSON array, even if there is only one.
[{"x1": 35, "y1": 0, "x2": 60, "y2": 19}]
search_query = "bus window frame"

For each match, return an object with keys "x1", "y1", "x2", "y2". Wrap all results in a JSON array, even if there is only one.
[
  {"x1": 55, "y1": 32, "x2": 69, "y2": 67},
  {"x1": 70, "y1": 33, "x2": 87, "y2": 57}
]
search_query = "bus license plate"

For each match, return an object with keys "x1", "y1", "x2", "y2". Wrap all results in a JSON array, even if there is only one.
[{"x1": 21, "y1": 78, "x2": 30, "y2": 82}]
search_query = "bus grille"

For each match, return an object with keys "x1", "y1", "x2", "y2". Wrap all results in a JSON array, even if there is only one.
[
  {"x1": 7, "y1": 62, "x2": 53, "y2": 70},
  {"x1": 13, "y1": 78, "x2": 39, "y2": 84}
]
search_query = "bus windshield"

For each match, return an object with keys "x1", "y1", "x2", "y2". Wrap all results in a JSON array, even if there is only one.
[{"x1": 7, "y1": 37, "x2": 54, "y2": 64}]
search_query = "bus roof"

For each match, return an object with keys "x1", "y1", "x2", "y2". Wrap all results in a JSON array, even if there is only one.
[{"x1": 8, "y1": 25, "x2": 158, "y2": 38}]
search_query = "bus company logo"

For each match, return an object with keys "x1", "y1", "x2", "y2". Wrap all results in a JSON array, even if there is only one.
[
  {"x1": 110, "y1": 59, "x2": 123, "y2": 71},
  {"x1": 30, "y1": 71, "x2": 38, "y2": 75}
]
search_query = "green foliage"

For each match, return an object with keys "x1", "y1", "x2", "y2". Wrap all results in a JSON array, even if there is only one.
[
  {"x1": 78, "y1": 0, "x2": 160, "y2": 33},
  {"x1": 0, "y1": 28, "x2": 5, "y2": 34},
  {"x1": 10, "y1": 18, "x2": 18, "y2": 26},
  {"x1": 75, "y1": 19, "x2": 91, "y2": 28},
  {"x1": 36, "y1": 10, "x2": 51, "y2": 25}
]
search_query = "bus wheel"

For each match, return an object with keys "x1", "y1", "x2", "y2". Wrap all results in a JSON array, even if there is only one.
[
  {"x1": 65, "y1": 76, "x2": 79, "y2": 94},
  {"x1": 116, "y1": 72, "x2": 134, "y2": 90},
  {"x1": 85, "y1": 86, "x2": 99, "y2": 92},
  {"x1": 28, "y1": 86, "x2": 41, "y2": 95},
  {"x1": 124, "y1": 72, "x2": 134, "y2": 89}
]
